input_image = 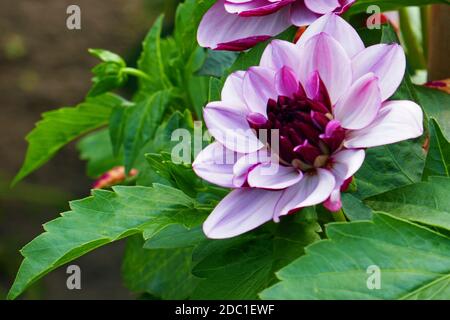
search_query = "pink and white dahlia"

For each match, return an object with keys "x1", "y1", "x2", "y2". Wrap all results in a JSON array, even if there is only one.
[
  {"x1": 198, "y1": 0, "x2": 356, "y2": 50},
  {"x1": 194, "y1": 14, "x2": 423, "y2": 239}
]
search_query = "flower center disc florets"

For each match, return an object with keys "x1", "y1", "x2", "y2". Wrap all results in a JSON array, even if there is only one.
[{"x1": 247, "y1": 85, "x2": 345, "y2": 172}]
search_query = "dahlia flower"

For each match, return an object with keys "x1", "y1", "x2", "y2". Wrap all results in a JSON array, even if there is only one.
[
  {"x1": 198, "y1": 0, "x2": 355, "y2": 50},
  {"x1": 194, "y1": 13, "x2": 423, "y2": 239}
]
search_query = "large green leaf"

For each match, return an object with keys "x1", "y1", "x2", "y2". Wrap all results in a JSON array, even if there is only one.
[
  {"x1": 415, "y1": 86, "x2": 450, "y2": 139},
  {"x1": 354, "y1": 140, "x2": 425, "y2": 199},
  {"x1": 261, "y1": 212, "x2": 450, "y2": 300},
  {"x1": 348, "y1": 0, "x2": 449, "y2": 15},
  {"x1": 122, "y1": 235, "x2": 200, "y2": 299},
  {"x1": 422, "y1": 119, "x2": 450, "y2": 180},
  {"x1": 365, "y1": 177, "x2": 450, "y2": 231},
  {"x1": 7, "y1": 184, "x2": 198, "y2": 300},
  {"x1": 12, "y1": 94, "x2": 123, "y2": 185}
]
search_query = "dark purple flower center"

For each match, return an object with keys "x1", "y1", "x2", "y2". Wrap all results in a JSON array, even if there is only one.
[{"x1": 247, "y1": 83, "x2": 345, "y2": 172}]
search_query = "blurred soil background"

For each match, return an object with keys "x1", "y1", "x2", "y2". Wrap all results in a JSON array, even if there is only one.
[
  {"x1": 0, "y1": 1, "x2": 448, "y2": 300},
  {"x1": 0, "y1": 0, "x2": 179, "y2": 299}
]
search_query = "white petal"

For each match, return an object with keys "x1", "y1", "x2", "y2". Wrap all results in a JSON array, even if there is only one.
[
  {"x1": 352, "y1": 44, "x2": 406, "y2": 101},
  {"x1": 274, "y1": 168, "x2": 335, "y2": 221},
  {"x1": 193, "y1": 142, "x2": 242, "y2": 188},
  {"x1": 344, "y1": 100, "x2": 424, "y2": 148},
  {"x1": 248, "y1": 163, "x2": 303, "y2": 189},
  {"x1": 334, "y1": 73, "x2": 382, "y2": 130},
  {"x1": 204, "y1": 102, "x2": 264, "y2": 153},
  {"x1": 297, "y1": 13, "x2": 365, "y2": 58},
  {"x1": 203, "y1": 188, "x2": 283, "y2": 239}
]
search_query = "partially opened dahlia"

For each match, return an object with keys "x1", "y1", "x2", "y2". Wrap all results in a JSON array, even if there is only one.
[
  {"x1": 194, "y1": 13, "x2": 423, "y2": 239},
  {"x1": 198, "y1": 0, "x2": 355, "y2": 50}
]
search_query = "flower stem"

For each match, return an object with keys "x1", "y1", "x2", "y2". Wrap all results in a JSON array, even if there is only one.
[
  {"x1": 332, "y1": 209, "x2": 347, "y2": 222},
  {"x1": 120, "y1": 67, "x2": 151, "y2": 81}
]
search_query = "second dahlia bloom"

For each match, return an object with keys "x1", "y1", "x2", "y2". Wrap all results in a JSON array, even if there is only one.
[
  {"x1": 194, "y1": 14, "x2": 423, "y2": 239},
  {"x1": 198, "y1": 0, "x2": 355, "y2": 50}
]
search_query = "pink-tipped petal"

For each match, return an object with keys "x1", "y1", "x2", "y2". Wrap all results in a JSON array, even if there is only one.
[
  {"x1": 305, "y1": 0, "x2": 340, "y2": 14},
  {"x1": 224, "y1": 0, "x2": 295, "y2": 17},
  {"x1": 193, "y1": 142, "x2": 242, "y2": 188},
  {"x1": 275, "y1": 66, "x2": 300, "y2": 97},
  {"x1": 204, "y1": 102, "x2": 264, "y2": 153},
  {"x1": 344, "y1": 100, "x2": 424, "y2": 148},
  {"x1": 296, "y1": 13, "x2": 364, "y2": 58},
  {"x1": 260, "y1": 39, "x2": 301, "y2": 73},
  {"x1": 248, "y1": 163, "x2": 303, "y2": 189},
  {"x1": 203, "y1": 188, "x2": 283, "y2": 239},
  {"x1": 334, "y1": 73, "x2": 382, "y2": 130},
  {"x1": 243, "y1": 66, "x2": 278, "y2": 115},
  {"x1": 352, "y1": 44, "x2": 406, "y2": 101},
  {"x1": 290, "y1": 0, "x2": 321, "y2": 26},
  {"x1": 221, "y1": 71, "x2": 248, "y2": 110},
  {"x1": 274, "y1": 168, "x2": 335, "y2": 221},
  {"x1": 298, "y1": 33, "x2": 352, "y2": 105},
  {"x1": 197, "y1": 0, "x2": 292, "y2": 50},
  {"x1": 323, "y1": 188, "x2": 342, "y2": 212}
]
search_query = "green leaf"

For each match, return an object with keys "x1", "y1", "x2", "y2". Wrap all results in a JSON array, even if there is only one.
[
  {"x1": 144, "y1": 224, "x2": 205, "y2": 249},
  {"x1": 88, "y1": 49, "x2": 127, "y2": 97},
  {"x1": 348, "y1": 0, "x2": 449, "y2": 15},
  {"x1": 261, "y1": 212, "x2": 450, "y2": 300},
  {"x1": 355, "y1": 140, "x2": 425, "y2": 199},
  {"x1": 122, "y1": 235, "x2": 200, "y2": 299},
  {"x1": 13, "y1": 94, "x2": 123, "y2": 185},
  {"x1": 342, "y1": 193, "x2": 373, "y2": 221},
  {"x1": 123, "y1": 90, "x2": 172, "y2": 172},
  {"x1": 173, "y1": 0, "x2": 215, "y2": 61},
  {"x1": 109, "y1": 102, "x2": 129, "y2": 156},
  {"x1": 137, "y1": 15, "x2": 171, "y2": 97},
  {"x1": 197, "y1": 50, "x2": 238, "y2": 78},
  {"x1": 415, "y1": 85, "x2": 450, "y2": 139},
  {"x1": 423, "y1": 119, "x2": 450, "y2": 179},
  {"x1": 77, "y1": 129, "x2": 122, "y2": 178},
  {"x1": 365, "y1": 177, "x2": 450, "y2": 231},
  {"x1": 7, "y1": 184, "x2": 197, "y2": 300},
  {"x1": 191, "y1": 212, "x2": 321, "y2": 300}
]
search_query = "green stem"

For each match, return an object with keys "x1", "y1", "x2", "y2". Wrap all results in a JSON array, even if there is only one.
[
  {"x1": 420, "y1": 6, "x2": 430, "y2": 60},
  {"x1": 332, "y1": 209, "x2": 347, "y2": 222},
  {"x1": 120, "y1": 67, "x2": 151, "y2": 81},
  {"x1": 399, "y1": 8, "x2": 427, "y2": 71}
]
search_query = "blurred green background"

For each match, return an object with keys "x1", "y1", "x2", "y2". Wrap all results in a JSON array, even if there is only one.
[{"x1": 0, "y1": 0, "x2": 180, "y2": 300}]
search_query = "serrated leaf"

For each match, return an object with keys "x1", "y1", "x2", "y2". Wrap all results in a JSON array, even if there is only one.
[
  {"x1": 123, "y1": 90, "x2": 172, "y2": 172},
  {"x1": 423, "y1": 119, "x2": 450, "y2": 179},
  {"x1": 122, "y1": 235, "x2": 200, "y2": 299},
  {"x1": 13, "y1": 94, "x2": 123, "y2": 185},
  {"x1": 261, "y1": 212, "x2": 450, "y2": 300},
  {"x1": 7, "y1": 184, "x2": 197, "y2": 300},
  {"x1": 137, "y1": 15, "x2": 171, "y2": 97},
  {"x1": 365, "y1": 177, "x2": 450, "y2": 231},
  {"x1": 77, "y1": 129, "x2": 122, "y2": 178}
]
